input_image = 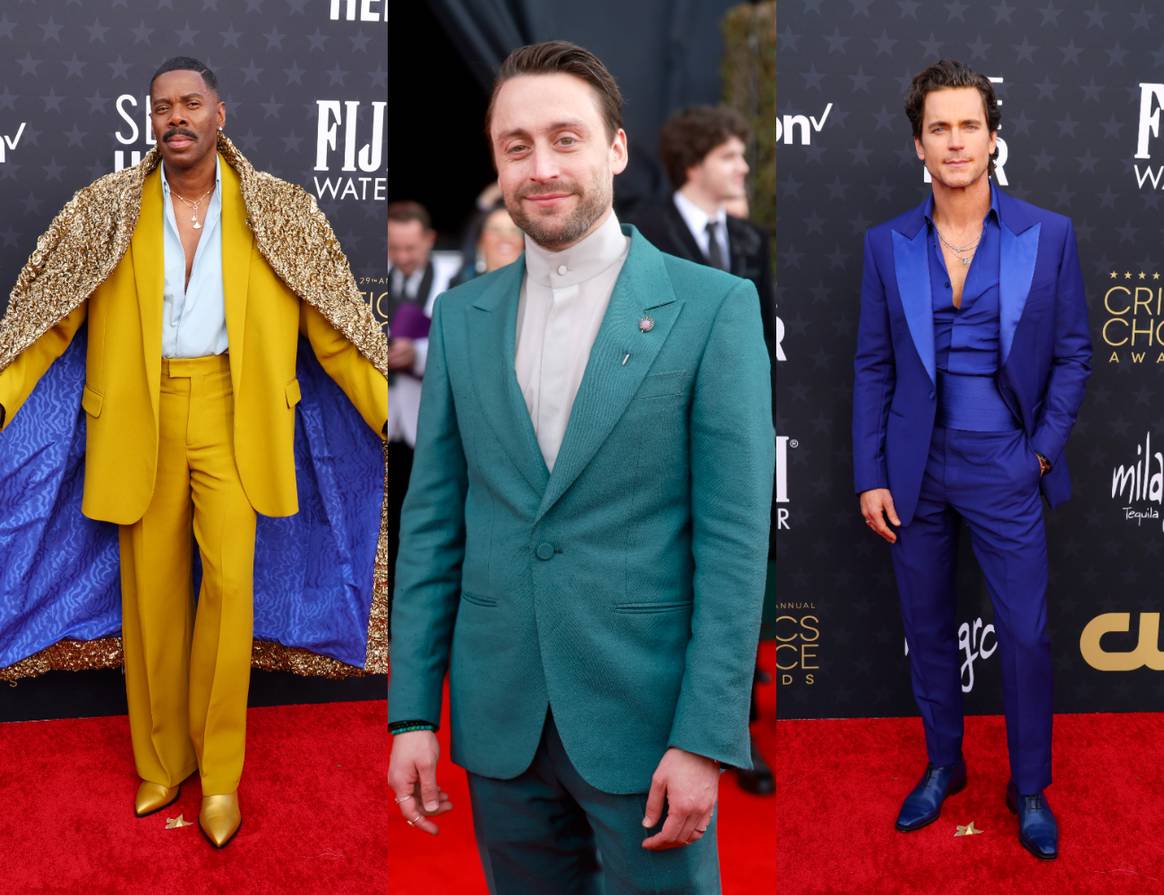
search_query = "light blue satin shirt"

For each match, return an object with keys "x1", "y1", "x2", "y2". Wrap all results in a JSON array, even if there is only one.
[{"x1": 160, "y1": 157, "x2": 228, "y2": 358}]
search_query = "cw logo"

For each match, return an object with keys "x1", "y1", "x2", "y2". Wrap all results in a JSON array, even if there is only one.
[{"x1": 1079, "y1": 612, "x2": 1163, "y2": 671}]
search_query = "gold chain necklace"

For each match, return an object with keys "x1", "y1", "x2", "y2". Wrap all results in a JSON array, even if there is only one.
[{"x1": 170, "y1": 186, "x2": 215, "y2": 230}]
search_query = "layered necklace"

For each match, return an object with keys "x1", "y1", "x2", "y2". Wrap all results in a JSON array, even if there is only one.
[
  {"x1": 934, "y1": 224, "x2": 981, "y2": 266},
  {"x1": 170, "y1": 185, "x2": 215, "y2": 230}
]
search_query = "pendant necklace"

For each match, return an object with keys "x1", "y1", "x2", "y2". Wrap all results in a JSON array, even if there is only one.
[
  {"x1": 171, "y1": 186, "x2": 214, "y2": 230},
  {"x1": 934, "y1": 225, "x2": 981, "y2": 266}
]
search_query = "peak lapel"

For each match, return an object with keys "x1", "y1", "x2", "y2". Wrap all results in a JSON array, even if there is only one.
[
  {"x1": 132, "y1": 168, "x2": 164, "y2": 426},
  {"x1": 220, "y1": 157, "x2": 252, "y2": 394},
  {"x1": 534, "y1": 234, "x2": 680, "y2": 524},
  {"x1": 999, "y1": 217, "x2": 1040, "y2": 366},
  {"x1": 467, "y1": 260, "x2": 550, "y2": 495},
  {"x1": 891, "y1": 226, "x2": 936, "y2": 384}
]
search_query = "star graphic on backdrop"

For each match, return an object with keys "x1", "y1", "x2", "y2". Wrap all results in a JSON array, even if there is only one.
[
  {"x1": 264, "y1": 26, "x2": 285, "y2": 50},
  {"x1": 778, "y1": 29, "x2": 801, "y2": 53},
  {"x1": 945, "y1": 0, "x2": 968, "y2": 22},
  {"x1": 42, "y1": 88, "x2": 65, "y2": 112},
  {"x1": 87, "y1": 19, "x2": 110, "y2": 43},
  {"x1": 991, "y1": 0, "x2": 1014, "y2": 22},
  {"x1": 306, "y1": 28, "x2": 328, "y2": 52},
  {"x1": 131, "y1": 21, "x2": 154, "y2": 44},
  {"x1": 1039, "y1": 2, "x2": 1062, "y2": 26},
  {"x1": 283, "y1": 61, "x2": 305, "y2": 85},
  {"x1": 62, "y1": 53, "x2": 86, "y2": 78},
  {"x1": 349, "y1": 32, "x2": 370, "y2": 53},
  {"x1": 871, "y1": 29, "x2": 897, "y2": 56},
  {"x1": 1060, "y1": 40, "x2": 1082, "y2": 64},
  {"x1": 824, "y1": 27, "x2": 850, "y2": 54},
  {"x1": 325, "y1": 63, "x2": 347, "y2": 87},
  {"x1": 16, "y1": 51, "x2": 41, "y2": 76},
  {"x1": 1084, "y1": 3, "x2": 1107, "y2": 28},
  {"x1": 1106, "y1": 44, "x2": 1128, "y2": 66},
  {"x1": 176, "y1": 22, "x2": 199, "y2": 46},
  {"x1": 897, "y1": 0, "x2": 920, "y2": 17},
  {"x1": 39, "y1": 17, "x2": 63, "y2": 41},
  {"x1": 0, "y1": 14, "x2": 16, "y2": 39},
  {"x1": 220, "y1": 24, "x2": 242, "y2": 47},
  {"x1": 240, "y1": 61, "x2": 262, "y2": 85},
  {"x1": 108, "y1": 55, "x2": 131, "y2": 79}
]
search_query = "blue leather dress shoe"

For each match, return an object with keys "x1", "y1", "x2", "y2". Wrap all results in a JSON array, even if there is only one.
[
  {"x1": 895, "y1": 759, "x2": 967, "y2": 831},
  {"x1": 1006, "y1": 782, "x2": 1059, "y2": 860}
]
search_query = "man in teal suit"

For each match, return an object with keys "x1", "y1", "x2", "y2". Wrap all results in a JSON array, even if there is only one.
[{"x1": 388, "y1": 41, "x2": 774, "y2": 894}]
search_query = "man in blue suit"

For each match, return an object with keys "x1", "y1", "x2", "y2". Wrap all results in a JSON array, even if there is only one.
[
  {"x1": 852, "y1": 61, "x2": 1090, "y2": 860},
  {"x1": 387, "y1": 41, "x2": 773, "y2": 893}
]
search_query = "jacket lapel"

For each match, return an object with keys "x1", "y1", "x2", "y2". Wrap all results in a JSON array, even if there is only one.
[
  {"x1": 534, "y1": 229, "x2": 680, "y2": 524},
  {"x1": 467, "y1": 260, "x2": 550, "y2": 495},
  {"x1": 890, "y1": 217, "x2": 935, "y2": 383},
  {"x1": 132, "y1": 168, "x2": 164, "y2": 426},
  {"x1": 219, "y1": 155, "x2": 252, "y2": 395},
  {"x1": 997, "y1": 192, "x2": 1040, "y2": 366}
]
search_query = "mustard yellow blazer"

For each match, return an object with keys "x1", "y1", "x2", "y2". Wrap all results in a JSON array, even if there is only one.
[{"x1": 0, "y1": 159, "x2": 387, "y2": 525}]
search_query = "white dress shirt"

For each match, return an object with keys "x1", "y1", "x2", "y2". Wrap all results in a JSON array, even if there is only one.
[
  {"x1": 672, "y1": 189, "x2": 730, "y2": 266},
  {"x1": 515, "y1": 211, "x2": 630, "y2": 472},
  {"x1": 160, "y1": 157, "x2": 228, "y2": 358}
]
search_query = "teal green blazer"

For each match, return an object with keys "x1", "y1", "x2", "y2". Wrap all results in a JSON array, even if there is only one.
[{"x1": 388, "y1": 226, "x2": 774, "y2": 795}]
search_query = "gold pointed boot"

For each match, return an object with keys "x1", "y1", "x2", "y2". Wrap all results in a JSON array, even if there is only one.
[
  {"x1": 135, "y1": 781, "x2": 180, "y2": 817},
  {"x1": 199, "y1": 793, "x2": 241, "y2": 848}
]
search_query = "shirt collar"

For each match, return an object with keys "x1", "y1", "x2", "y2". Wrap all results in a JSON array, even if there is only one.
[
  {"x1": 923, "y1": 179, "x2": 1000, "y2": 227},
  {"x1": 523, "y1": 210, "x2": 628, "y2": 288},
  {"x1": 672, "y1": 189, "x2": 727, "y2": 237}
]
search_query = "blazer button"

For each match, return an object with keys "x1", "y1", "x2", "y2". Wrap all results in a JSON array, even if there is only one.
[{"x1": 535, "y1": 543, "x2": 555, "y2": 561}]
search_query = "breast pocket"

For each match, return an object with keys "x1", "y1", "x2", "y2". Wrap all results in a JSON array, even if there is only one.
[{"x1": 634, "y1": 370, "x2": 687, "y2": 400}]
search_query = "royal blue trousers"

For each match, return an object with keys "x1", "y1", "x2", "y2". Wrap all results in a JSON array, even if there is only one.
[{"x1": 891, "y1": 425, "x2": 1052, "y2": 794}]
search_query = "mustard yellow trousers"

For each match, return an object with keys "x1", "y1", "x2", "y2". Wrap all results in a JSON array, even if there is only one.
[{"x1": 118, "y1": 355, "x2": 256, "y2": 796}]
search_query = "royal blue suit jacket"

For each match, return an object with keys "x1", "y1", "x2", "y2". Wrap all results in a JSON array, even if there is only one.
[{"x1": 852, "y1": 188, "x2": 1092, "y2": 526}]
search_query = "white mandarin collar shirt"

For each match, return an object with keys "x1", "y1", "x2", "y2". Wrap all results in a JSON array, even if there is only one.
[
  {"x1": 672, "y1": 189, "x2": 729, "y2": 264},
  {"x1": 515, "y1": 211, "x2": 630, "y2": 472}
]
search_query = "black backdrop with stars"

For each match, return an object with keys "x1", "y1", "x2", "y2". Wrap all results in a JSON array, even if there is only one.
[
  {"x1": 0, "y1": 0, "x2": 387, "y2": 719},
  {"x1": 776, "y1": 0, "x2": 1164, "y2": 720}
]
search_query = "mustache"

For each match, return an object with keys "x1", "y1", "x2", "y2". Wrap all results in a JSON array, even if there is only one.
[
  {"x1": 518, "y1": 182, "x2": 576, "y2": 199},
  {"x1": 163, "y1": 128, "x2": 198, "y2": 142}
]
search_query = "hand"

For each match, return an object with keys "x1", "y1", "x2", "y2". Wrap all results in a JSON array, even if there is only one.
[
  {"x1": 388, "y1": 730, "x2": 453, "y2": 835},
  {"x1": 859, "y1": 488, "x2": 900, "y2": 544},
  {"x1": 641, "y1": 747, "x2": 719, "y2": 851},
  {"x1": 388, "y1": 338, "x2": 417, "y2": 371}
]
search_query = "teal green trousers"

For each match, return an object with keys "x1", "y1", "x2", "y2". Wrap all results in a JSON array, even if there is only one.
[{"x1": 467, "y1": 712, "x2": 722, "y2": 895}]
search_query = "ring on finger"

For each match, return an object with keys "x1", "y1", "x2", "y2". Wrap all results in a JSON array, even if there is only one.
[
  {"x1": 407, "y1": 814, "x2": 423, "y2": 827},
  {"x1": 394, "y1": 794, "x2": 415, "y2": 804}
]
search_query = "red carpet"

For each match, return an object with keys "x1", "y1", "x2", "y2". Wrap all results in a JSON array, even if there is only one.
[
  {"x1": 388, "y1": 644, "x2": 779, "y2": 894},
  {"x1": 0, "y1": 700, "x2": 388, "y2": 894},
  {"x1": 775, "y1": 713, "x2": 1164, "y2": 895}
]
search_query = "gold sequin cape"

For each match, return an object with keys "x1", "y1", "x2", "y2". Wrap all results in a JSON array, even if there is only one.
[{"x1": 0, "y1": 133, "x2": 387, "y2": 681}]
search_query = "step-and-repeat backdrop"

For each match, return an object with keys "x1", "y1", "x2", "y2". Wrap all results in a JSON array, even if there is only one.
[
  {"x1": 777, "y1": 0, "x2": 1163, "y2": 718},
  {"x1": 0, "y1": 0, "x2": 387, "y2": 323}
]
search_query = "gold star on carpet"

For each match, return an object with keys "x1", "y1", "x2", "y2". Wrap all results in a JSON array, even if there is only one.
[
  {"x1": 954, "y1": 821, "x2": 983, "y2": 837},
  {"x1": 165, "y1": 814, "x2": 194, "y2": 830}
]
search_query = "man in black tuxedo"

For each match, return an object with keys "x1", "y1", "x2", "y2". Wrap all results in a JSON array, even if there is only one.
[
  {"x1": 629, "y1": 105, "x2": 775, "y2": 396},
  {"x1": 630, "y1": 105, "x2": 777, "y2": 797}
]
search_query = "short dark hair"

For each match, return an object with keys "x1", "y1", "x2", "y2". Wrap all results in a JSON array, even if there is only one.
[
  {"x1": 387, "y1": 200, "x2": 432, "y2": 230},
  {"x1": 150, "y1": 57, "x2": 219, "y2": 97},
  {"x1": 905, "y1": 60, "x2": 1000, "y2": 176},
  {"x1": 485, "y1": 41, "x2": 623, "y2": 141},
  {"x1": 658, "y1": 106, "x2": 750, "y2": 191}
]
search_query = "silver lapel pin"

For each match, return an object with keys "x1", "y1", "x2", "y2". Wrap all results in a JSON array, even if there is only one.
[{"x1": 639, "y1": 315, "x2": 654, "y2": 333}]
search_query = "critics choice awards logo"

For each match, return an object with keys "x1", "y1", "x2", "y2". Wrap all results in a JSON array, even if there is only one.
[
  {"x1": 1100, "y1": 271, "x2": 1164, "y2": 366},
  {"x1": 1111, "y1": 431, "x2": 1163, "y2": 533},
  {"x1": 775, "y1": 603, "x2": 818, "y2": 687}
]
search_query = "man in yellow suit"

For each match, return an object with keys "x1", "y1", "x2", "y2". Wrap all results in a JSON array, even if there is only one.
[{"x1": 0, "y1": 58, "x2": 387, "y2": 847}]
